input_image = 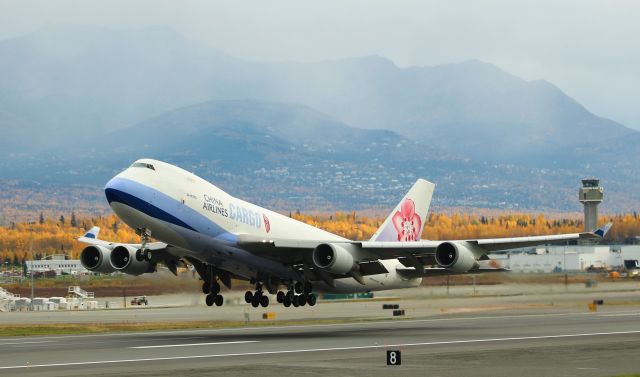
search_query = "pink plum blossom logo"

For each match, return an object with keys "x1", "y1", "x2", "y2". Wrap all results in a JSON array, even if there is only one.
[
  {"x1": 263, "y1": 214, "x2": 271, "y2": 233},
  {"x1": 392, "y1": 198, "x2": 422, "y2": 241}
]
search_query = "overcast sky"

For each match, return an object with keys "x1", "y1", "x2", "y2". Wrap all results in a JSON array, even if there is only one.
[{"x1": 0, "y1": 0, "x2": 638, "y2": 129}]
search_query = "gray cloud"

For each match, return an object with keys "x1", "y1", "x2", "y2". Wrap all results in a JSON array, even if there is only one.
[{"x1": 0, "y1": 0, "x2": 638, "y2": 128}]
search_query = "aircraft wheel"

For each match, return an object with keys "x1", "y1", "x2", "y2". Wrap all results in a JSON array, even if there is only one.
[
  {"x1": 307, "y1": 294, "x2": 317, "y2": 306},
  {"x1": 294, "y1": 282, "x2": 303, "y2": 294},
  {"x1": 260, "y1": 295, "x2": 269, "y2": 308},
  {"x1": 144, "y1": 250, "x2": 152, "y2": 262},
  {"x1": 276, "y1": 291, "x2": 285, "y2": 303},
  {"x1": 298, "y1": 294, "x2": 307, "y2": 307},
  {"x1": 283, "y1": 296, "x2": 291, "y2": 307},
  {"x1": 244, "y1": 291, "x2": 253, "y2": 303},
  {"x1": 292, "y1": 295, "x2": 300, "y2": 307},
  {"x1": 251, "y1": 295, "x2": 260, "y2": 308},
  {"x1": 214, "y1": 294, "x2": 224, "y2": 306},
  {"x1": 211, "y1": 282, "x2": 221, "y2": 296},
  {"x1": 135, "y1": 249, "x2": 145, "y2": 262},
  {"x1": 205, "y1": 293, "x2": 215, "y2": 307},
  {"x1": 202, "y1": 282, "x2": 211, "y2": 294}
]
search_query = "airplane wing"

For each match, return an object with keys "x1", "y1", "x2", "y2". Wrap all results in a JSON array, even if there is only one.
[
  {"x1": 239, "y1": 224, "x2": 609, "y2": 261},
  {"x1": 358, "y1": 231, "x2": 601, "y2": 255},
  {"x1": 77, "y1": 227, "x2": 168, "y2": 250},
  {"x1": 76, "y1": 227, "x2": 188, "y2": 275},
  {"x1": 237, "y1": 223, "x2": 612, "y2": 282},
  {"x1": 395, "y1": 266, "x2": 510, "y2": 279}
]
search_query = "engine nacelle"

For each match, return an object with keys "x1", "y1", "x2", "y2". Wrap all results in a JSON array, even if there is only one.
[
  {"x1": 312, "y1": 243, "x2": 357, "y2": 275},
  {"x1": 80, "y1": 245, "x2": 115, "y2": 273},
  {"x1": 110, "y1": 245, "x2": 154, "y2": 276},
  {"x1": 435, "y1": 241, "x2": 480, "y2": 273}
]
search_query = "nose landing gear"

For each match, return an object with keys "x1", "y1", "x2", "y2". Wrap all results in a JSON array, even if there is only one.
[{"x1": 134, "y1": 228, "x2": 153, "y2": 262}]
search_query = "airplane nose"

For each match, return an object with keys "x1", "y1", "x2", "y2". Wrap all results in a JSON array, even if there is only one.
[{"x1": 104, "y1": 176, "x2": 127, "y2": 205}]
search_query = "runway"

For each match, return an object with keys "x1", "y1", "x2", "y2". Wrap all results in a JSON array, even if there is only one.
[{"x1": 2, "y1": 308, "x2": 640, "y2": 376}]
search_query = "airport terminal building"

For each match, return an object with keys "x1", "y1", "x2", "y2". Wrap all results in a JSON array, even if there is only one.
[
  {"x1": 495, "y1": 245, "x2": 640, "y2": 273},
  {"x1": 25, "y1": 254, "x2": 88, "y2": 275}
]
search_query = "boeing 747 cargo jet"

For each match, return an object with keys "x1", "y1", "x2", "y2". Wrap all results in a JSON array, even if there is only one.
[{"x1": 78, "y1": 159, "x2": 611, "y2": 308}]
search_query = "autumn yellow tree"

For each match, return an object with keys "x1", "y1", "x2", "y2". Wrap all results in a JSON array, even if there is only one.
[{"x1": 1, "y1": 212, "x2": 638, "y2": 265}]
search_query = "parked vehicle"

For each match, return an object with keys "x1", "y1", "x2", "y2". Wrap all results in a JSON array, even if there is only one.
[
  {"x1": 624, "y1": 260, "x2": 640, "y2": 277},
  {"x1": 130, "y1": 296, "x2": 148, "y2": 305}
]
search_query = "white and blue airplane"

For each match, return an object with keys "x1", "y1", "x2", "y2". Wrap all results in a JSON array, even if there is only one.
[{"x1": 78, "y1": 159, "x2": 611, "y2": 308}]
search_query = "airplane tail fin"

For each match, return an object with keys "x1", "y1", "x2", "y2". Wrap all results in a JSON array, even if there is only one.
[
  {"x1": 369, "y1": 179, "x2": 435, "y2": 242},
  {"x1": 593, "y1": 222, "x2": 612, "y2": 238}
]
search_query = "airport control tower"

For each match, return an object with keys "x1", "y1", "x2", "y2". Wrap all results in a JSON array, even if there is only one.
[{"x1": 579, "y1": 178, "x2": 604, "y2": 232}]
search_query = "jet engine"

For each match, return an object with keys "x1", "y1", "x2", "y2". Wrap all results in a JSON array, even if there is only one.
[
  {"x1": 434, "y1": 241, "x2": 480, "y2": 273},
  {"x1": 80, "y1": 245, "x2": 115, "y2": 273},
  {"x1": 110, "y1": 245, "x2": 154, "y2": 276},
  {"x1": 312, "y1": 243, "x2": 358, "y2": 275}
]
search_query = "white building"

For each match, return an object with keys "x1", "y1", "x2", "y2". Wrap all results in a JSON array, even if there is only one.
[
  {"x1": 497, "y1": 245, "x2": 640, "y2": 273},
  {"x1": 26, "y1": 254, "x2": 88, "y2": 275}
]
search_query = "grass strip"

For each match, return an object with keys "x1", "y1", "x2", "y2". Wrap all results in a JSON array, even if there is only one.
[{"x1": 0, "y1": 317, "x2": 395, "y2": 337}]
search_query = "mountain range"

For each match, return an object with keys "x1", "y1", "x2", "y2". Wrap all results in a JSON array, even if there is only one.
[{"x1": 0, "y1": 24, "x2": 638, "y2": 213}]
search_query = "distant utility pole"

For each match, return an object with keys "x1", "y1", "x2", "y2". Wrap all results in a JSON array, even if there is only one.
[{"x1": 29, "y1": 225, "x2": 34, "y2": 308}]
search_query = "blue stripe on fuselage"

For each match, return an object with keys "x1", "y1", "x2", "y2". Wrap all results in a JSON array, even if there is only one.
[
  {"x1": 105, "y1": 187, "x2": 197, "y2": 232},
  {"x1": 104, "y1": 177, "x2": 230, "y2": 241}
]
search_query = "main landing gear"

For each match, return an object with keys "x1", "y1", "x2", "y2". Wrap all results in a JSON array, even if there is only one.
[
  {"x1": 205, "y1": 292, "x2": 223, "y2": 307},
  {"x1": 276, "y1": 281, "x2": 316, "y2": 308},
  {"x1": 243, "y1": 280, "x2": 317, "y2": 309},
  {"x1": 244, "y1": 282, "x2": 269, "y2": 308},
  {"x1": 202, "y1": 265, "x2": 224, "y2": 307}
]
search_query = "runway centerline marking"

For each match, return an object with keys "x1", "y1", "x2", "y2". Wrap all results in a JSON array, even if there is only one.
[
  {"x1": 130, "y1": 340, "x2": 260, "y2": 349},
  {"x1": 1, "y1": 329, "x2": 640, "y2": 370},
  {"x1": 599, "y1": 313, "x2": 640, "y2": 317}
]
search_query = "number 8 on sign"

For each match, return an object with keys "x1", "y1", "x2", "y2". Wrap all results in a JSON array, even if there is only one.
[{"x1": 386, "y1": 350, "x2": 401, "y2": 365}]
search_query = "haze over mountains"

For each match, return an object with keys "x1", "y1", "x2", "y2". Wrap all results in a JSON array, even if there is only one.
[{"x1": 0, "y1": 24, "x2": 638, "y2": 213}]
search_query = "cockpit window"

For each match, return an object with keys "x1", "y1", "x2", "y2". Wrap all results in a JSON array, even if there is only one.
[{"x1": 131, "y1": 162, "x2": 155, "y2": 171}]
